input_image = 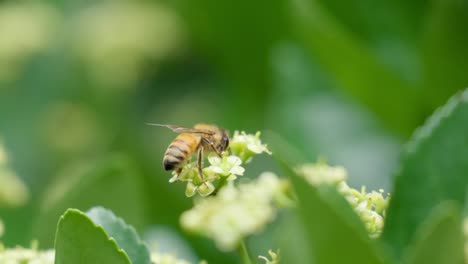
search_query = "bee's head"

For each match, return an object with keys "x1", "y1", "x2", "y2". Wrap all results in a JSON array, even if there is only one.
[{"x1": 219, "y1": 130, "x2": 230, "y2": 152}]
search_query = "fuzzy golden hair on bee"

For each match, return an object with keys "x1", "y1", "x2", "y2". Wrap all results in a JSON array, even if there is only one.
[{"x1": 147, "y1": 123, "x2": 230, "y2": 182}]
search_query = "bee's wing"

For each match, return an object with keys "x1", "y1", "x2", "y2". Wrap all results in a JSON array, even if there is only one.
[{"x1": 146, "y1": 123, "x2": 215, "y2": 135}]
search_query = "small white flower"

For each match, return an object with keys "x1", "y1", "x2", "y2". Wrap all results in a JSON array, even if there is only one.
[
  {"x1": 296, "y1": 162, "x2": 347, "y2": 186},
  {"x1": 354, "y1": 202, "x2": 384, "y2": 238},
  {"x1": 167, "y1": 161, "x2": 219, "y2": 197},
  {"x1": 184, "y1": 181, "x2": 216, "y2": 197},
  {"x1": 0, "y1": 245, "x2": 54, "y2": 264},
  {"x1": 259, "y1": 249, "x2": 280, "y2": 264},
  {"x1": 197, "y1": 182, "x2": 215, "y2": 197},
  {"x1": 206, "y1": 155, "x2": 244, "y2": 178},
  {"x1": 230, "y1": 131, "x2": 271, "y2": 163},
  {"x1": 169, "y1": 153, "x2": 248, "y2": 197},
  {"x1": 180, "y1": 173, "x2": 285, "y2": 251},
  {"x1": 365, "y1": 190, "x2": 389, "y2": 215},
  {"x1": 185, "y1": 182, "x2": 198, "y2": 197},
  {"x1": 151, "y1": 252, "x2": 191, "y2": 264},
  {"x1": 169, "y1": 173, "x2": 179, "y2": 183}
]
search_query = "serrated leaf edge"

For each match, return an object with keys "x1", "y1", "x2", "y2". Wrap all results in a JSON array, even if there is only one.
[
  {"x1": 55, "y1": 208, "x2": 131, "y2": 263},
  {"x1": 405, "y1": 88, "x2": 468, "y2": 154},
  {"x1": 86, "y1": 206, "x2": 151, "y2": 264}
]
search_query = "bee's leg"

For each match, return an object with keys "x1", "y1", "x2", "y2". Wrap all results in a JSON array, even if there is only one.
[
  {"x1": 202, "y1": 138, "x2": 222, "y2": 158},
  {"x1": 197, "y1": 146, "x2": 207, "y2": 184}
]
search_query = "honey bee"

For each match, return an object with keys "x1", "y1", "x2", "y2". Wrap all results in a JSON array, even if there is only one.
[{"x1": 147, "y1": 123, "x2": 230, "y2": 181}]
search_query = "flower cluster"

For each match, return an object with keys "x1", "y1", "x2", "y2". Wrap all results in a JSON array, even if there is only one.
[
  {"x1": 296, "y1": 162, "x2": 347, "y2": 186},
  {"x1": 150, "y1": 252, "x2": 192, "y2": 264},
  {"x1": 258, "y1": 249, "x2": 280, "y2": 264},
  {"x1": 297, "y1": 161, "x2": 390, "y2": 238},
  {"x1": 169, "y1": 154, "x2": 245, "y2": 197},
  {"x1": 151, "y1": 252, "x2": 208, "y2": 264},
  {"x1": 0, "y1": 243, "x2": 54, "y2": 264},
  {"x1": 180, "y1": 172, "x2": 288, "y2": 251},
  {"x1": 169, "y1": 131, "x2": 271, "y2": 197},
  {"x1": 0, "y1": 243, "x2": 204, "y2": 264},
  {"x1": 340, "y1": 184, "x2": 388, "y2": 238},
  {"x1": 229, "y1": 131, "x2": 272, "y2": 163}
]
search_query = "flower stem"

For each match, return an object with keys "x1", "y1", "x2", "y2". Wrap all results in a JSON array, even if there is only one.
[
  {"x1": 238, "y1": 240, "x2": 253, "y2": 264},
  {"x1": 216, "y1": 177, "x2": 227, "y2": 191},
  {"x1": 212, "y1": 176, "x2": 228, "y2": 195}
]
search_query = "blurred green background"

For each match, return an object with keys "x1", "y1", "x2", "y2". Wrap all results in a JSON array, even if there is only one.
[{"x1": 0, "y1": 0, "x2": 467, "y2": 262}]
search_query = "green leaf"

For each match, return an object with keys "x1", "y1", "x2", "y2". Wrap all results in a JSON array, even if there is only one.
[
  {"x1": 421, "y1": 0, "x2": 468, "y2": 111},
  {"x1": 289, "y1": 0, "x2": 419, "y2": 135},
  {"x1": 54, "y1": 208, "x2": 131, "y2": 264},
  {"x1": 313, "y1": 0, "x2": 415, "y2": 42},
  {"x1": 274, "y1": 214, "x2": 314, "y2": 264},
  {"x1": 33, "y1": 154, "x2": 148, "y2": 247},
  {"x1": 87, "y1": 206, "x2": 152, "y2": 264},
  {"x1": 279, "y1": 161, "x2": 388, "y2": 264},
  {"x1": 382, "y1": 89, "x2": 468, "y2": 259},
  {"x1": 407, "y1": 202, "x2": 464, "y2": 264}
]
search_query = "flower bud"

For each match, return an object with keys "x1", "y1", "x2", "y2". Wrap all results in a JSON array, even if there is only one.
[
  {"x1": 185, "y1": 182, "x2": 197, "y2": 197},
  {"x1": 259, "y1": 249, "x2": 280, "y2": 264},
  {"x1": 197, "y1": 182, "x2": 215, "y2": 197}
]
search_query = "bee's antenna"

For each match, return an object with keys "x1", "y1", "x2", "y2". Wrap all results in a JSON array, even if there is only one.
[
  {"x1": 145, "y1": 123, "x2": 167, "y2": 127},
  {"x1": 145, "y1": 123, "x2": 190, "y2": 133},
  {"x1": 146, "y1": 123, "x2": 215, "y2": 135}
]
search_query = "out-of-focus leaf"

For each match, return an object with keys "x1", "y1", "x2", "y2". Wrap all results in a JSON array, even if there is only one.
[
  {"x1": 54, "y1": 208, "x2": 131, "y2": 264},
  {"x1": 268, "y1": 134, "x2": 388, "y2": 264},
  {"x1": 289, "y1": 0, "x2": 419, "y2": 135},
  {"x1": 274, "y1": 213, "x2": 314, "y2": 264},
  {"x1": 34, "y1": 154, "x2": 148, "y2": 247},
  {"x1": 421, "y1": 0, "x2": 468, "y2": 111},
  {"x1": 407, "y1": 202, "x2": 464, "y2": 264},
  {"x1": 382, "y1": 89, "x2": 468, "y2": 259},
  {"x1": 314, "y1": 0, "x2": 412, "y2": 42},
  {"x1": 288, "y1": 171, "x2": 388, "y2": 264},
  {"x1": 87, "y1": 206, "x2": 152, "y2": 264}
]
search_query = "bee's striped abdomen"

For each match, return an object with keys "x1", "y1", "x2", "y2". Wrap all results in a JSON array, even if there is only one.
[{"x1": 163, "y1": 133, "x2": 200, "y2": 171}]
